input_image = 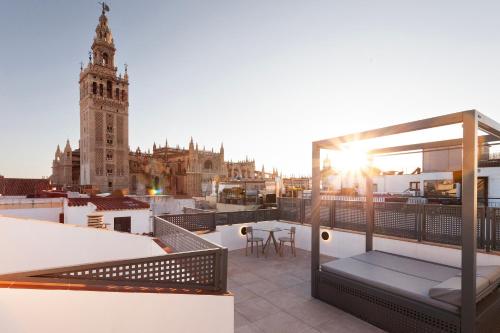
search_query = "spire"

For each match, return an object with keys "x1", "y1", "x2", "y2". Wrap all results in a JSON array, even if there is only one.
[
  {"x1": 95, "y1": 4, "x2": 113, "y2": 45},
  {"x1": 220, "y1": 142, "x2": 224, "y2": 153},
  {"x1": 55, "y1": 145, "x2": 61, "y2": 158},
  {"x1": 165, "y1": 138, "x2": 168, "y2": 147},
  {"x1": 153, "y1": 142, "x2": 157, "y2": 151},
  {"x1": 91, "y1": 3, "x2": 115, "y2": 68},
  {"x1": 64, "y1": 139, "x2": 71, "y2": 152},
  {"x1": 189, "y1": 137, "x2": 194, "y2": 151}
]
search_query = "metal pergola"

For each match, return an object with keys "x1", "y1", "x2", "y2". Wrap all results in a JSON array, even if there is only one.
[{"x1": 311, "y1": 110, "x2": 500, "y2": 333}]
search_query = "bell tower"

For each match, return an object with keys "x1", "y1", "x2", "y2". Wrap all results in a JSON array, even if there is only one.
[{"x1": 79, "y1": 4, "x2": 129, "y2": 192}]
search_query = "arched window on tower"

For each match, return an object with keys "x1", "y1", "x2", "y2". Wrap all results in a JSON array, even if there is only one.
[
  {"x1": 92, "y1": 82, "x2": 97, "y2": 94},
  {"x1": 102, "y1": 53, "x2": 109, "y2": 66},
  {"x1": 99, "y1": 84, "x2": 103, "y2": 97},
  {"x1": 204, "y1": 160, "x2": 213, "y2": 170},
  {"x1": 115, "y1": 88, "x2": 119, "y2": 100},
  {"x1": 106, "y1": 81, "x2": 112, "y2": 98}
]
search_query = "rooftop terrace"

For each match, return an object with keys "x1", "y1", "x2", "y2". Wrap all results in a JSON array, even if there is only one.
[{"x1": 229, "y1": 247, "x2": 383, "y2": 333}]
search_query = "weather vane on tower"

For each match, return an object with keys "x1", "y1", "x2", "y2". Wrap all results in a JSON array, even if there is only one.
[{"x1": 98, "y1": 2, "x2": 110, "y2": 15}]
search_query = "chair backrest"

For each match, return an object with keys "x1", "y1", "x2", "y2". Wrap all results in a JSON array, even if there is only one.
[
  {"x1": 290, "y1": 226, "x2": 296, "y2": 241},
  {"x1": 246, "y1": 226, "x2": 253, "y2": 240}
]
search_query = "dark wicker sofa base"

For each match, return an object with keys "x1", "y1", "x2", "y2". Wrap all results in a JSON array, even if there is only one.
[{"x1": 317, "y1": 270, "x2": 500, "y2": 333}]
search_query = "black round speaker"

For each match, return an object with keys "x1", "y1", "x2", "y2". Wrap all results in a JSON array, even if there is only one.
[
  {"x1": 321, "y1": 231, "x2": 330, "y2": 241},
  {"x1": 241, "y1": 226, "x2": 247, "y2": 235}
]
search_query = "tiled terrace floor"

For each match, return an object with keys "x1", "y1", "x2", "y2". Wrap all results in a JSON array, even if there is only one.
[{"x1": 229, "y1": 247, "x2": 385, "y2": 333}]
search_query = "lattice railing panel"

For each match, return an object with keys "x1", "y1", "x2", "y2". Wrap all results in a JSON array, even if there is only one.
[
  {"x1": 375, "y1": 202, "x2": 418, "y2": 239},
  {"x1": 38, "y1": 251, "x2": 218, "y2": 289},
  {"x1": 215, "y1": 212, "x2": 229, "y2": 225},
  {"x1": 1, "y1": 217, "x2": 228, "y2": 293},
  {"x1": 320, "y1": 201, "x2": 333, "y2": 227},
  {"x1": 154, "y1": 217, "x2": 217, "y2": 252},
  {"x1": 423, "y1": 205, "x2": 484, "y2": 248},
  {"x1": 490, "y1": 207, "x2": 500, "y2": 251},
  {"x1": 334, "y1": 200, "x2": 367, "y2": 231},
  {"x1": 277, "y1": 198, "x2": 489, "y2": 250},
  {"x1": 230, "y1": 210, "x2": 256, "y2": 224},
  {"x1": 278, "y1": 198, "x2": 300, "y2": 222},
  {"x1": 255, "y1": 209, "x2": 279, "y2": 221},
  {"x1": 301, "y1": 199, "x2": 332, "y2": 227},
  {"x1": 158, "y1": 213, "x2": 215, "y2": 232}
]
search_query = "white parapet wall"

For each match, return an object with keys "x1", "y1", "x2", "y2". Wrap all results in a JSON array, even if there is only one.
[
  {"x1": 0, "y1": 216, "x2": 165, "y2": 275},
  {"x1": 0, "y1": 197, "x2": 63, "y2": 222},
  {"x1": 63, "y1": 202, "x2": 152, "y2": 234},
  {"x1": 202, "y1": 220, "x2": 500, "y2": 267},
  {"x1": 0, "y1": 288, "x2": 234, "y2": 333},
  {"x1": 130, "y1": 195, "x2": 195, "y2": 215}
]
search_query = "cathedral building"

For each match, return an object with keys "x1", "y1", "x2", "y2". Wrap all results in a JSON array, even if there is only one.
[{"x1": 51, "y1": 6, "x2": 256, "y2": 196}]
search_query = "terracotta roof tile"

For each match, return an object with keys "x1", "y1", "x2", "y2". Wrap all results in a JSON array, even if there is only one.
[
  {"x1": 67, "y1": 197, "x2": 150, "y2": 211},
  {"x1": 0, "y1": 177, "x2": 51, "y2": 196}
]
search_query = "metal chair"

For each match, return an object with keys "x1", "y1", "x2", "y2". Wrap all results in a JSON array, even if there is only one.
[
  {"x1": 279, "y1": 227, "x2": 296, "y2": 257},
  {"x1": 245, "y1": 226, "x2": 264, "y2": 257}
]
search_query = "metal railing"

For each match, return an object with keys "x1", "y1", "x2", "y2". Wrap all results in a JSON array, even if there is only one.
[
  {"x1": 153, "y1": 216, "x2": 219, "y2": 252},
  {"x1": 160, "y1": 208, "x2": 280, "y2": 232},
  {"x1": 157, "y1": 213, "x2": 216, "y2": 232},
  {"x1": 0, "y1": 217, "x2": 228, "y2": 294},
  {"x1": 161, "y1": 201, "x2": 500, "y2": 254},
  {"x1": 183, "y1": 207, "x2": 213, "y2": 214},
  {"x1": 152, "y1": 216, "x2": 227, "y2": 292},
  {"x1": 278, "y1": 197, "x2": 500, "y2": 253}
]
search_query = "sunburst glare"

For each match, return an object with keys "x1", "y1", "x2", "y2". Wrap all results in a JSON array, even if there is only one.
[{"x1": 334, "y1": 144, "x2": 369, "y2": 174}]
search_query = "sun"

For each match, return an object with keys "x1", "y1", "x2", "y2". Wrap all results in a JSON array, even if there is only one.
[{"x1": 335, "y1": 145, "x2": 369, "y2": 173}]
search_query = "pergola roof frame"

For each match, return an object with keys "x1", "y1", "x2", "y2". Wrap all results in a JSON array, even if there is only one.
[{"x1": 311, "y1": 110, "x2": 500, "y2": 333}]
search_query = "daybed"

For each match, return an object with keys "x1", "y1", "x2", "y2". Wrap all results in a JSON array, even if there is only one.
[
  {"x1": 319, "y1": 251, "x2": 500, "y2": 332},
  {"x1": 311, "y1": 111, "x2": 500, "y2": 333}
]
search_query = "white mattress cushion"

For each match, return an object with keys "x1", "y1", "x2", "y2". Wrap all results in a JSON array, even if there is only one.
[
  {"x1": 429, "y1": 276, "x2": 490, "y2": 306},
  {"x1": 458, "y1": 266, "x2": 500, "y2": 284}
]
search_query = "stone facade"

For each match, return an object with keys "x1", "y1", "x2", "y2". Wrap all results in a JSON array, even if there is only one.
[
  {"x1": 78, "y1": 10, "x2": 129, "y2": 193},
  {"x1": 128, "y1": 139, "x2": 256, "y2": 196},
  {"x1": 51, "y1": 7, "x2": 257, "y2": 196}
]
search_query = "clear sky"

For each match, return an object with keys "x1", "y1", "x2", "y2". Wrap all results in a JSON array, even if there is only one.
[{"x1": 2, "y1": 0, "x2": 500, "y2": 178}]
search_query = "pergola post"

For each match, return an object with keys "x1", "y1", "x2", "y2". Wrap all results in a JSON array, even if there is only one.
[
  {"x1": 365, "y1": 160, "x2": 374, "y2": 252},
  {"x1": 461, "y1": 110, "x2": 478, "y2": 333},
  {"x1": 311, "y1": 143, "x2": 321, "y2": 298}
]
